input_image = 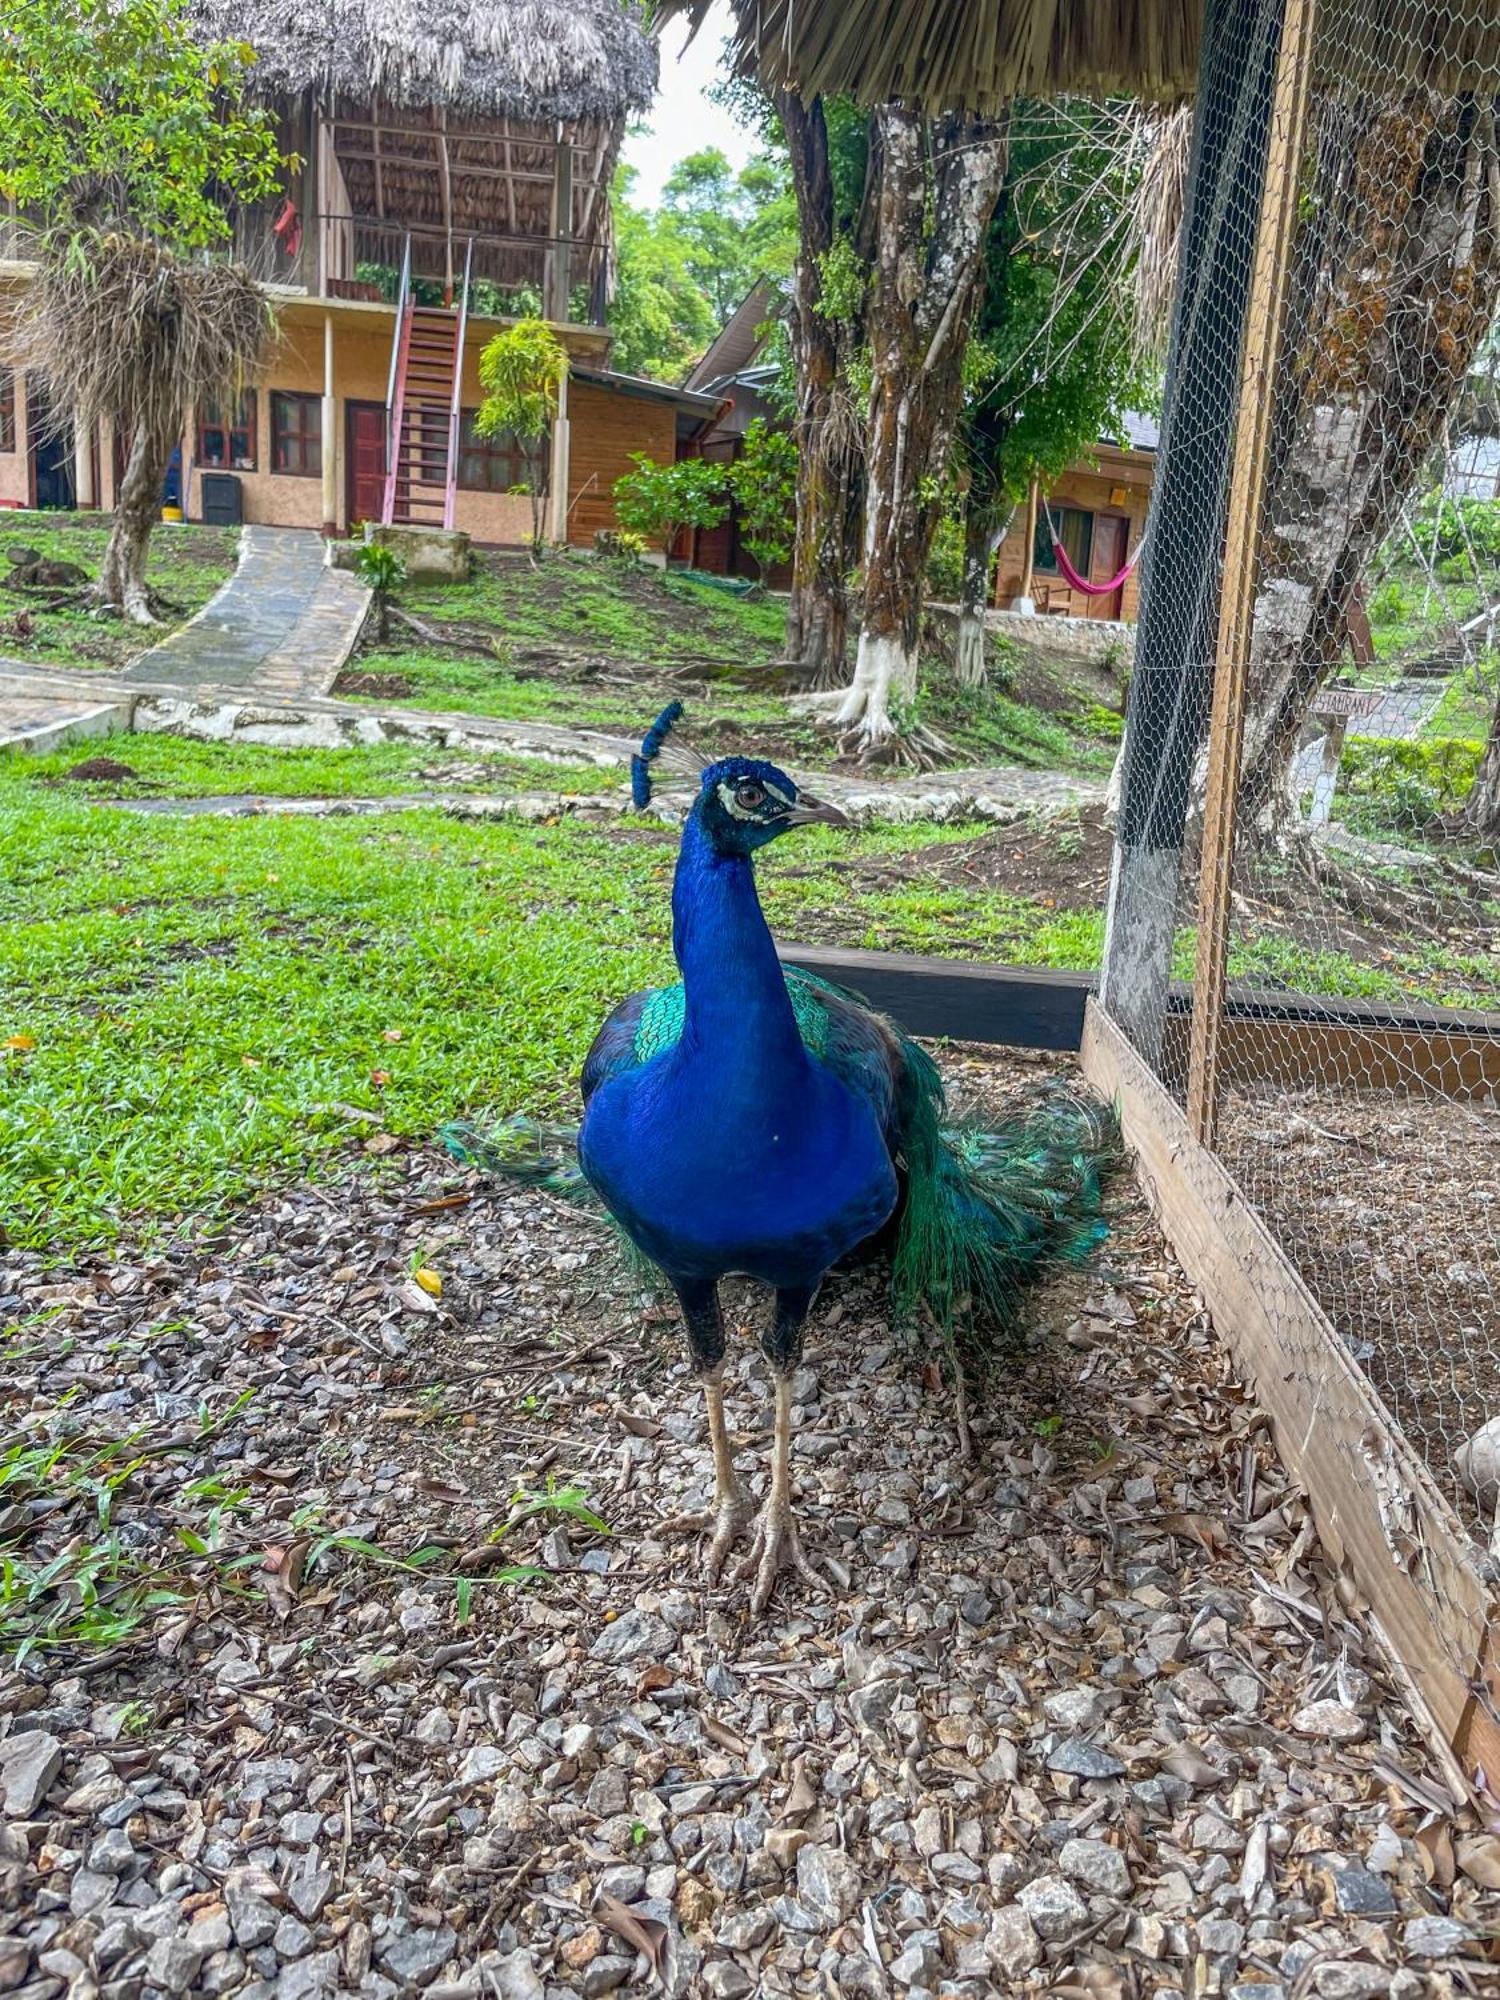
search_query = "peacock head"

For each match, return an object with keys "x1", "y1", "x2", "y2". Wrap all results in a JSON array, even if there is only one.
[{"x1": 695, "y1": 756, "x2": 848, "y2": 856}]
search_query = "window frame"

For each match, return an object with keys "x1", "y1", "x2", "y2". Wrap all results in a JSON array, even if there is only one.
[
  {"x1": 0, "y1": 366, "x2": 15, "y2": 454},
  {"x1": 270, "y1": 390, "x2": 322, "y2": 477},
  {"x1": 198, "y1": 387, "x2": 258, "y2": 472},
  {"x1": 1035, "y1": 504, "x2": 1094, "y2": 580},
  {"x1": 456, "y1": 408, "x2": 546, "y2": 496}
]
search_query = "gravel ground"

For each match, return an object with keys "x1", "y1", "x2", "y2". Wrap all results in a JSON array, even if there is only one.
[{"x1": 3, "y1": 1049, "x2": 1499, "y2": 2000}]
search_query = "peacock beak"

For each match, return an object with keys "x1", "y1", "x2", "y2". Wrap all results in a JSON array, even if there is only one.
[{"x1": 786, "y1": 792, "x2": 849, "y2": 829}]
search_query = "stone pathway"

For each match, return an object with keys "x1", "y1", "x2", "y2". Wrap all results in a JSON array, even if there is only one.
[
  {"x1": 0, "y1": 528, "x2": 369, "y2": 753},
  {"x1": 121, "y1": 526, "x2": 368, "y2": 699}
]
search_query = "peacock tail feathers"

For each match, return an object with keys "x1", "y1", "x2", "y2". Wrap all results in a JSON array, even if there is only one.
[
  {"x1": 890, "y1": 1073, "x2": 1123, "y2": 1362},
  {"x1": 439, "y1": 1115, "x2": 588, "y2": 1197},
  {"x1": 630, "y1": 700, "x2": 684, "y2": 809}
]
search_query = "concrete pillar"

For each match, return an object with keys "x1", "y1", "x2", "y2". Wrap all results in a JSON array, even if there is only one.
[
  {"x1": 548, "y1": 364, "x2": 571, "y2": 546},
  {"x1": 74, "y1": 417, "x2": 96, "y2": 510},
  {"x1": 321, "y1": 312, "x2": 338, "y2": 537}
]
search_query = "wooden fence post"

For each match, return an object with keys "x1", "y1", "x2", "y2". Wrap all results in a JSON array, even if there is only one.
[{"x1": 1185, "y1": 0, "x2": 1318, "y2": 1145}]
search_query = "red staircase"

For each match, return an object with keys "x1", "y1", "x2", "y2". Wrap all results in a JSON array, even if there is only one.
[{"x1": 381, "y1": 239, "x2": 473, "y2": 530}]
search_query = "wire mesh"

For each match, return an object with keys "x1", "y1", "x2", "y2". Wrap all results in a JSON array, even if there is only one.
[{"x1": 1103, "y1": 0, "x2": 1500, "y2": 1760}]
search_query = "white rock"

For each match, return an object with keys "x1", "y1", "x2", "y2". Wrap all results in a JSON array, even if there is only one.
[
  {"x1": 0, "y1": 1732, "x2": 62, "y2": 1816},
  {"x1": 1059, "y1": 1836, "x2": 1132, "y2": 1898},
  {"x1": 1017, "y1": 1873, "x2": 1089, "y2": 1942},
  {"x1": 1291, "y1": 1702, "x2": 1366, "y2": 1743},
  {"x1": 987, "y1": 1906, "x2": 1041, "y2": 1979},
  {"x1": 1454, "y1": 1415, "x2": 1500, "y2": 1510}
]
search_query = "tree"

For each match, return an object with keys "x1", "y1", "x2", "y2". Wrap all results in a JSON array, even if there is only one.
[
  {"x1": 778, "y1": 91, "x2": 871, "y2": 685},
  {"x1": 951, "y1": 105, "x2": 1154, "y2": 684},
  {"x1": 613, "y1": 454, "x2": 728, "y2": 561},
  {"x1": 819, "y1": 106, "x2": 1011, "y2": 757},
  {"x1": 0, "y1": 0, "x2": 282, "y2": 622},
  {"x1": 661, "y1": 146, "x2": 797, "y2": 323},
  {"x1": 726, "y1": 417, "x2": 796, "y2": 579},
  {"x1": 1232, "y1": 94, "x2": 1500, "y2": 842},
  {"x1": 607, "y1": 164, "x2": 719, "y2": 380},
  {"x1": 475, "y1": 318, "x2": 567, "y2": 557}
]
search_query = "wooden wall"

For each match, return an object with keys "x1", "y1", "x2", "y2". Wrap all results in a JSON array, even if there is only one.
[
  {"x1": 566, "y1": 378, "x2": 675, "y2": 549},
  {"x1": 995, "y1": 447, "x2": 1153, "y2": 622}
]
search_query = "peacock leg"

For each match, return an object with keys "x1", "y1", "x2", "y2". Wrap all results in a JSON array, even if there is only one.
[
  {"x1": 663, "y1": 1279, "x2": 751, "y2": 1579},
  {"x1": 738, "y1": 1285, "x2": 823, "y2": 1614}
]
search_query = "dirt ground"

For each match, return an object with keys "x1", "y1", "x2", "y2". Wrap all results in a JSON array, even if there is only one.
[
  {"x1": 3, "y1": 1049, "x2": 1499, "y2": 2000},
  {"x1": 1216, "y1": 1086, "x2": 1500, "y2": 1534}
]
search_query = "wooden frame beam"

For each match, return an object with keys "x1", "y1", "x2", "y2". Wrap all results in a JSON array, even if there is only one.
[{"x1": 1187, "y1": 0, "x2": 1317, "y2": 1144}]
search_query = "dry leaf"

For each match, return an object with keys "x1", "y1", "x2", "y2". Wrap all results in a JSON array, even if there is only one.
[
  {"x1": 382, "y1": 1027, "x2": 405, "y2": 1043},
  {"x1": 2, "y1": 1034, "x2": 37, "y2": 1054},
  {"x1": 636, "y1": 1664, "x2": 673, "y2": 1696},
  {"x1": 261, "y1": 1539, "x2": 309, "y2": 1621},
  {"x1": 702, "y1": 1716, "x2": 748, "y2": 1757},
  {"x1": 1457, "y1": 1833, "x2": 1500, "y2": 1889},
  {"x1": 595, "y1": 1894, "x2": 667, "y2": 1976},
  {"x1": 1416, "y1": 1816, "x2": 1457, "y2": 1889},
  {"x1": 1159, "y1": 1742, "x2": 1222, "y2": 1788},
  {"x1": 781, "y1": 1754, "x2": 818, "y2": 1820},
  {"x1": 1160, "y1": 1511, "x2": 1230, "y2": 1552},
  {"x1": 363, "y1": 1132, "x2": 401, "y2": 1156},
  {"x1": 613, "y1": 1406, "x2": 662, "y2": 1439}
]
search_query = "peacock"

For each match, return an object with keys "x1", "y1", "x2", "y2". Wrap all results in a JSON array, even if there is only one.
[{"x1": 444, "y1": 704, "x2": 1120, "y2": 1612}]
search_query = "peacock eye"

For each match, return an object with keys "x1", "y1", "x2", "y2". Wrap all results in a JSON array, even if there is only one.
[{"x1": 735, "y1": 782, "x2": 766, "y2": 810}]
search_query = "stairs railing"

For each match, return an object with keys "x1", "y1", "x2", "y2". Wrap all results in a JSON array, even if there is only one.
[
  {"x1": 380, "y1": 234, "x2": 413, "y2": 527},
  {"x1": 443, "y1": 238, "x2": 474, "y2": 532}
]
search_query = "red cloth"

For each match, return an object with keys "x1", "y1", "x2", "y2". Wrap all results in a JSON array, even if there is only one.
[{"x1": 1045, "y1": 502, "x2": 1142, "y2": 596}]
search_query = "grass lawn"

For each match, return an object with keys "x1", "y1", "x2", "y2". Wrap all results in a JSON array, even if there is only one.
[
  {"x1": 12, "y1": 731, "x2": 622, "y2": 800},
  {"x1": 0, "y1": 513, "x2": 240, "y2": 673},
  {"x1": 341, "y1": 553, "x2": 1121, "y2": 777},
  {"x1": 4, "y1": 736, "x2": 1492, "y2": 1252}
]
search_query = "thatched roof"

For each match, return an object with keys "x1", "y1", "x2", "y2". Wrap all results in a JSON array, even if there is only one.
[
  {"x1": 192, "y1": 0, "x2": 657, "y2": 125},
  {"x1": 660, "y1": 0, "x2": 1500, "y2": 110}
]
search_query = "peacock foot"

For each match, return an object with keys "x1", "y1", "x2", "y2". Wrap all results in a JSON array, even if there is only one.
[
  {"x1": 662, "y1": 1489, "x2": 753, "y2": 1583},
  {"x1": 736, "y1": 1497, "x2": 822, "y2": 1615}
]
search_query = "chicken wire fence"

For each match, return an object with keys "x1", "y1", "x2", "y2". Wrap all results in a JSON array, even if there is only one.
[{"x1": 1102, "y1": 0, "x2": 1500, "y2": 1641}]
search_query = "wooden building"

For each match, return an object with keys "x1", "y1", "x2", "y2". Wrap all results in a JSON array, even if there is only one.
[
  {"x1": 992, "y1": 413, "x2": 1157, "y2": 622},
  {"x1": 0, "y1": 0, "x2": 715, "y2": 547}
]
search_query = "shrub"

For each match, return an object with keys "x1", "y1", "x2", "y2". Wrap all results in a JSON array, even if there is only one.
[
  {"x1": 1341, "y1": 733, "x2": 1482, "y2": 829},
  {"x1": 724, "y1": 420, "x2": 796, "y2": 579},
  {"x1": 612, "y1": 454, "x2": 728, "y2": 561}
]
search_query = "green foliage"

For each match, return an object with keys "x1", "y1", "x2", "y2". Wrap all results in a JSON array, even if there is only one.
[
  {"x1": 1341, "y1": 733, "x2": 1483, "y2": 829},
  {"x1": 725, "y1": 419, "x2": 797, "y2": 577},
  {"x1": 660, "y1": 146, "x2": 797, "y2": 322},
  {"x1": 356, "y1": 544, "x2": 406, "y2": 596},
  {"x1": 958, "y1": 102, "x2": 1157, "y2": 539},
  {"x1": 1412, "y1": 495, "x2": 1500, "y2": 563},
  {"x1": 476, "y1": 319, "x2": 567, "y2": 551},
  {"x1": 0, "y1": 0, "x2": 283, "y2": 246},
  {"x1": 612, "y1": 453, "x2": 728, "y2": 556},
  {"x1": 816, "y1": 237, "x2": 869, "y2": 322},
  {"x1": 925, "y1": 513, "x2": 966, "y2": 601}
]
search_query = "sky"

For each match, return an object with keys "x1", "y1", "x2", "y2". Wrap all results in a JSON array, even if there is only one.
[{"x1": 619, "y1": 1, "x2": 759, "y2": 209}]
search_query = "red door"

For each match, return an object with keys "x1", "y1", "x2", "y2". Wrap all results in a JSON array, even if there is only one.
[
  {"x1": 346, "y1": 402, "x2": 386, "y2": 528},
  {"x1": 1095, "y1": 514, "x2": 1129, "y2": 620}
]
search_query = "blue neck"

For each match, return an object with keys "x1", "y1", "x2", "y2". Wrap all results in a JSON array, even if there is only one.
[{"x1": 671, "y1": 808, "x2": 804, "y2": 1063}]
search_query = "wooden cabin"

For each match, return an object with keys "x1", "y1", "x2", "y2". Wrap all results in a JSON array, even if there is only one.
[
  {"x1": 0, "y1": 0, "x2": 716, "y2": 547},
  {"x1": 992, "y1": 414, "x2": 1157, "y2": 622}
]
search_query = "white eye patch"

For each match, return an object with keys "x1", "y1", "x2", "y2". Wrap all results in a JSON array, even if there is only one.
[{"x1": 718, "y1": 778, "x2": 796, "y2": 821}]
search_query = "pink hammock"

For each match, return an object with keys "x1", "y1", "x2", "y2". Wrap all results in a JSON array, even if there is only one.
[{"x1": 1042, "y1": 499, "x2": 1146, "y2": 596}]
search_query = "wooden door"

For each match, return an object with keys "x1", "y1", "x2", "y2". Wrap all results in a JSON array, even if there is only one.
[
  {"x1": 346, "y1": 402, "x2": 386, "y2": 529},
  {"x1": 1095, "y1": 514, "x2": 1129, "y2": 621}
]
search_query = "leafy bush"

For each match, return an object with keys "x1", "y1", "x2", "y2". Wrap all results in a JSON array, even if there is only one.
[
  {"x1": 356, "y1": 541, "x2": 406, "y2": 641},
  {"x1": 725, "y1": 420, "x2": 796, "y2": 578},
  {"x1": 612, "y1": 453, "x2": 728, "y2": 560},
  {"x1": 1367, "y1": 577, "x2": 1414, "y2": 624},
  {"x1": 476, "y1": 319, "x2": 567, "y2": 555},
  {"x1": 1411, "y1": 496, "x2": 1500, "y2": 564},
  {"x1": 1341, "y1": 733, "x2": 1482, "y2": 829}
]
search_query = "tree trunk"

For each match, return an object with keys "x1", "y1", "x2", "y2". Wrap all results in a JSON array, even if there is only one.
[
  {"x1": 954, "y1": 499, "x2": 1013, "y2": 685},
  {"x1": 99, "y1": 415, "x2": 174, "y2": 625},
  {"x1": 1235, "y1": 95, "x2": 1500, "y2": 842},
  {"x1": 1457, "y1": 681, "x2": 1500, "y2": 836},
  {"x1": 834, "y1": 105, "x2": 1010, "y2": 754},
  {"x1": 780, "y1": 93, "x2": 863, "y2": 688}
]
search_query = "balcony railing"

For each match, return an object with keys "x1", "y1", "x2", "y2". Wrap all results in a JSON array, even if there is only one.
[{"x1": 316, "y1": 214, "x2": 608, "y2": 326}]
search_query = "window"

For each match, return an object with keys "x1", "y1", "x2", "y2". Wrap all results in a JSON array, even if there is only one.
[
  {"x1": 198, "y1": 388, "x2": 257, "y2": 471},
  {"x1": 457, "y1": 410, "x2": 545, "y2": 494},
  {"x1": 270, "y1": 391, "x2": 321, "y2": 476},
  {"x1": 0, "y1": 367, "x2": 14, "y2": 453},
  {"x1": 1035, "y1": 505, "x2": 1094, "y2": 579}
]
